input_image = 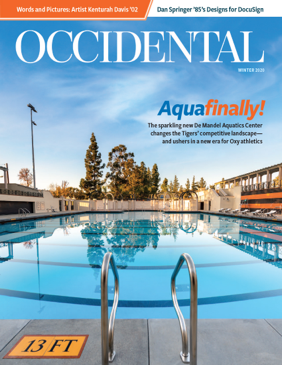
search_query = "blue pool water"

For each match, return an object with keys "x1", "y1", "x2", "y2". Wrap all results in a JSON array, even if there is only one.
[{"x1": 0, "y1": 212, "x2": 282, "y2": 319}]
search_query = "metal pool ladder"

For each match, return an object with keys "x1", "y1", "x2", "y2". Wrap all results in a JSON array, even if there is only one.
[
  {"x1": 171, "y1": 253, "x2": 198, "y2": 364},
  {"x1": 101, "y1": 252, "x2": 119, "y2": 365}
]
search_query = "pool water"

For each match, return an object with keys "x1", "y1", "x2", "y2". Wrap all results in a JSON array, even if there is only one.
[{"x1": 0, "y1": 212, "x2": 282, "y2": 319}]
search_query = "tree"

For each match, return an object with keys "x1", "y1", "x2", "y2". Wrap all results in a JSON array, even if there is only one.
[
  {"x1": 49, "y1": 183, "x2": 62, "y2": 198},
  {"x1": 18, "y1": 168, "x2": 32, "y2": 187},
  {"x1": 151, "y1": 163, "x2": 161, "y2": 195},
  {"x1": 185, "y1": 178, "x2": 190, "y2": 191},
  {"x1": 63, "y1": 186, "x2": 86, "y2": 200},
  {"x1": 191, "y1": 176, "x2": 200, "y2": 191},
  {"x1": 199, "y1": 177, "x2": 207, "y2": 189},
  {"x1": 123, "y1": 162, "x2": 143, "y2": 199},
  {"x1": 65, "y1": 187, "x2": 77, "y2": 199},
  {"x1": 168, "y1": 180, "x2": 173, "y2": 192},
  {"x1": 61, "y1": 180, "x2": 69, "y2": 192},
  {"x1": 172, "y1": 175, "x2": 180, "y2": 193},
  {"x1": 73, "y1": 189, "x2": 86, "y2": 200},
  {"x1": 139, "y1": 162, "x2": 147, "y2": 182},
  {"x1": 139, "y1": 161, "x2": 150, "y2": 198},
  {"x1": 147, "y1": 167, "x2": 152, "y2": 194},
  {"x1": 161, "y1": 178, "x2": 168, "y2": 192},
  {"x1": 273, "y1": 175, "x2": 281, "y2": 187},
  {"x1": 80, "y1": 133, "x2": 105, "y2": 199},
  {"x1": 49, "y1": 181, "x2": 71, "y2": 198},
  {"x1": 106, "y1": 144, "x2": 135, "y2": 198}
]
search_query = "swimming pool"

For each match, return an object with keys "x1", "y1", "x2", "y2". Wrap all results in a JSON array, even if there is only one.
[{"x1": 0, "y1": 212, "x2": 282, "y2": 319}]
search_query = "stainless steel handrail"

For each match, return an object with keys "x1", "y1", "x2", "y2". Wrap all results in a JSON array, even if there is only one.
[
  {"x1": 171, "y1": 253, "x2": 198, "y2": 364},
  {"x1": 101, "y1": 252, "x2": 119, "y2": 365},
  {"x1": 18, "y1": 208, "x2": 26, "y2": 216}
]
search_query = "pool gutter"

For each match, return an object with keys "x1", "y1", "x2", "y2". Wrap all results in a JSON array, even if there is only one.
[{"x1": 1, "y1": 209, "x2": 282, "y2": 224}]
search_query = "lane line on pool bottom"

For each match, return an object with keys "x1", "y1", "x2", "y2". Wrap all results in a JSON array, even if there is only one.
[
  {"x1": 0, "y1": 258, "x2": 264, "y2": 270},
  {"x1": 0, "y1": 287, "x2": 282, "y2": 307}
]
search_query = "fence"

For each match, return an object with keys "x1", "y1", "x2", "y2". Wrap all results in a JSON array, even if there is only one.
[{"x1": 84, "y1": 199, "x2": 197, "y2": 212}]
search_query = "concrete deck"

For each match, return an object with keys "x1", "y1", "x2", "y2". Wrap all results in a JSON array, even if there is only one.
[
  {"x1": 164, "y1": 210, "x2": 282, "y2": 223},
  {"x1": 149, "y1": 319, "x2": 282, "y2": 365},
  {"x1": 0, "y1": 319, "x2": 281, "y2": 364},
  {"x1": 0, "y1": 319, "x2": 148, "y2": 365},
  {"x1": 0, "y1": 210, "x2": 125, "y2": 224}
]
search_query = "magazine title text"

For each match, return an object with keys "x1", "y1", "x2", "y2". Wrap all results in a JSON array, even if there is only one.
[{"x1": 16, "y1": 30, "x2": 264, "y2": 64}]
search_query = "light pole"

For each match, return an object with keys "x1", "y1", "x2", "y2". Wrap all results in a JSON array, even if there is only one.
[{"x1": 27, "y1": 103, "x2": 37, "y2": 189}]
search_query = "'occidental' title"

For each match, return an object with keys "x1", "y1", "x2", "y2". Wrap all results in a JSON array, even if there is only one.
[{"x1": 16, "y1": 30, "x2": 264, "y2": 64}]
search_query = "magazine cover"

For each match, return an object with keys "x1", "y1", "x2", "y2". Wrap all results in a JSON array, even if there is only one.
[{"x1": 0, "y1": 1, "x2": 282, "y2": 364}]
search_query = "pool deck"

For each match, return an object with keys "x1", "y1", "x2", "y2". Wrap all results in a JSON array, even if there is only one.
[
  {"x1": 0, "y1": 210, "x2": 125, "y2": 224},
  {"x1": 164, "y1": 210, "x2": 282, "y2": 223},
  {"x1": 1, "y1": 209, "x2": 282, "y2": 225},
  {"x1": 0, "y1": 319, "x2": 282, "y2": 364}
]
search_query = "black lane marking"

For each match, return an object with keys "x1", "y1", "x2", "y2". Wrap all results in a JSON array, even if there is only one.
[
  {"x1": 0, "y1": 287, "x2": 282, "y2": 307},
  {"x1": 0, "y1": 242, "x2": 225, "y2": 249},
  {"x1": 2, "y1": 240, "x2": 282, "y2": 248},
  {"x1": 87, "y1": 244, "x2": 223, "y2": 249},
  {"x1": 0, "y1": 258, "x2": 263, "y2": 270}
]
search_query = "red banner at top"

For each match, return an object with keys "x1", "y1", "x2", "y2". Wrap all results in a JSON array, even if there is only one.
[{"x1": 0, "y1": 0, "x2": 153, "y2": 20}]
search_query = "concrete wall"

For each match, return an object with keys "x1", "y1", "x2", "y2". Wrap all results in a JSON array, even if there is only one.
[
  {"x1": 39, "y1": 191, "x2": 60, "y2": 212},
  {"x1": 0, "y1": 192, "x2": 41, "y2": 214},
  {"x1": 0, "y1": 185, "x2": 242, "y2": 215},
  {"x1": 197, "y1": 186, "x2": 241, "y2": 212},
  {"x1": 227, "y1": 186, "x2": 242, "y2": 209},
  {"x1": 0, "y1": 189, "x2": 61, "y2": 214},
  {"x1": 198, "y1": 189, "x2": 222, "y2": 211}
]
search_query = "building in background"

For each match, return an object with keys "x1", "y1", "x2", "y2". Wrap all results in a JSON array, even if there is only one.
[{"x1": 215, "y1": 162, "x2": 282, "y2": 212}]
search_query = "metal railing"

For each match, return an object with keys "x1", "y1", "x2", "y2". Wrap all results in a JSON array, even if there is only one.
[
  {"x1": 101, "y1": 252, "x2": 119, "y2": 365},
  {"x1": 18, "y1": 208, "x2": 25, "y2": 216},
  {"x1": 18, "y1": 208, "x2": 30, "y2": 216},
  {"x1": 171, "y1": 253, "x2": 198, "y2": 364},
  {"x1": 0, "y1": 188, "x2": 43, "y2": 197},
  {"x1": 241, "y1": 180, "x2": 282, "y2": 192}
]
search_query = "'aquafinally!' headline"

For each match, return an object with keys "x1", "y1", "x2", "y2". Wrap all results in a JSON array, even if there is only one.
[{"x1": 157, "y1": 100, "x2": 265, "y2": 121}]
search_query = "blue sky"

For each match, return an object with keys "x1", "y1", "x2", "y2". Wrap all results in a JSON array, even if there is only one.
[{"x1": 0, "y1": 17, "x2": 282, "y2": 189}]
